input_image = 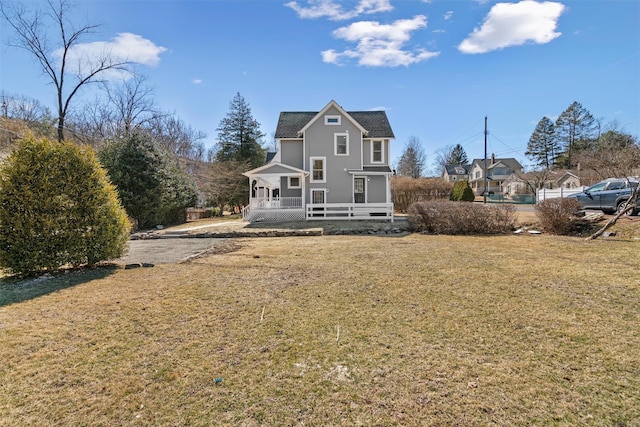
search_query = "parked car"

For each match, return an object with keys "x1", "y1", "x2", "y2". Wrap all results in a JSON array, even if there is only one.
[{"x1": 566, "y1": 178, "x2": 639, "y2": 215}]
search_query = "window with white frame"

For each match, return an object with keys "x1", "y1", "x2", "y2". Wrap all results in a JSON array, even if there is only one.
[
  {"x1": 325, "y1": 115, "x2": 341, "y2": 125},
  {"x1": 372, "y1": 140, "x2": 383, "y2": 163},
  {"x1": 334, "y1": 133, "x2": 348, "y2": 156},
  {"x1": 310, "y1": 157, "x2": 326, "y2": 183},
  {"x1": 288, "y1": 176, "x2": 301, "y2": 189}
]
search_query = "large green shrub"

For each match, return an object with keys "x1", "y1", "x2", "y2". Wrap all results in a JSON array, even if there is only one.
[
  {"x1": 450, "y1": 180, "x2": 475, "y2": 202},
  {"x1": 99, "y1": 132, "x2": 198, "y2": 229},
  {"x1": 0, "y1": 137, "x2": 131, "y2": 276}
]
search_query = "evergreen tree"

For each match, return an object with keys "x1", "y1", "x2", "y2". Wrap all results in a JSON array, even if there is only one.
[
  {"x1": 447, "y1": 144, "x2": 469, "y2": 165},
  {"x1": 99, "y1": 131, "x2": 198, "y2": 229},
  {"x1": 214, "y1": 93, "x2": 265, "y2": 169},
  {"x1": 0, "y1": 137, "x2": 130, "y2": 275},
  {"x1": 396, "y1": 136, "x2": 426, "y2": 178},
  {"x1": 525, "y1": 116, "x2": 559, "y2": 169},
  {"x1": 555, "y1": 101, "x2": 598, "y2": 168}
]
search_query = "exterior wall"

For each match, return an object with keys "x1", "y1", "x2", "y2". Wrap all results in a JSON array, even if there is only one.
[
  {"x1": 367, "y1": 176, "x2": 387, "y2": 202},
  {"x1": 280, "y1": 140, "x2": 303, "y2": 169},
  {"x1": 279, "y1": 176, "x2": 302, "y2": 198},
  {"x1": 362, "y1": 139, "x2": 388, "y2": 166},
  {"x1": 304, "y1": 105, "x2": 364, "y2": 204}
]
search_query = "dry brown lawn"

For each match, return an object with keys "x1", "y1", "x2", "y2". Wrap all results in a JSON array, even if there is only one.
[{"x1": 1, "y1": 229, "x2": 639, "y2": 426}]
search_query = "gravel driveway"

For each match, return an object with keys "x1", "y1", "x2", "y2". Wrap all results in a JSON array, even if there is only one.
[{"x1": 117, "y1": 237, "x2": 225, "y2": 265}]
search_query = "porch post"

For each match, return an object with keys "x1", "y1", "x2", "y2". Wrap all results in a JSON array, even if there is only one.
[{"x1": 301, "y1": 173, "x2": 306, "y2": 218}]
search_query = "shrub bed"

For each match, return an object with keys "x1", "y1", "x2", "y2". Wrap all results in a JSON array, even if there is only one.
[
  {"x1": 534, "y1": 197, "x2": 585, "y2": 235},
  {"x1": 408, "y1": 200, "x2": 516, "y2": 234}
]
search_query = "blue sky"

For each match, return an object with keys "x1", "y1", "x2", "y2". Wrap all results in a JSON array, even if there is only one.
[{"x1": 1, "y1": 0, "x2": 639, "y2": 172}]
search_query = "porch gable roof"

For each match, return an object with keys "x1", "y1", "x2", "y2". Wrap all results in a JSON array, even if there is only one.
[{"x1": 243, "y1": 161, "x2": 308, "y2": 177}]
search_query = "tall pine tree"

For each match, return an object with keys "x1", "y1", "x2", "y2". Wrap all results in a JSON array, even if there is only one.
[
  {"x1": 447, "y1": 144, "x2": 469, "y2": 165},
  {"x1": 555, "y1": 101, "x2": 598, "y2": 169},
  {"x1": 525, "y1": 116, "x2": 559, "y2": 169},
  {"x1": 214, "y1": 93, "x2": 265, "y2": 169}
]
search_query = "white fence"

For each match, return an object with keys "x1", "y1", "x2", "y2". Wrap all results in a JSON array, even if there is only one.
[
  {"x1": 306, "y1": 203, "x2": 394, "y2": 221},
  {"x1": 536, "y1": 187, "x2": 586, "y2": 203}
]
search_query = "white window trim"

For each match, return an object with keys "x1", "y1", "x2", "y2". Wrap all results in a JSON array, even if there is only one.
[
  {"x1": 325, "y1": 115, "x2": 341, "y2": 125},
  {"x1": 371, "y1": 140, "x2": 384, "y2": 163},
  {"x1": 310, "y1": 156, "x2": 326, "y2": 183},
  {"x1": 288, "y1": 176, "x2": 301, "y2": 189},
  {"x1": 334, "y1": 133, "x2": 349, "y2": 156}
]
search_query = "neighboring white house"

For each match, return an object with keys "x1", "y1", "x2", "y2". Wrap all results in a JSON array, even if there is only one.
[{"x1": 242, "y1": 100, "x2": 395, "y2": 222}]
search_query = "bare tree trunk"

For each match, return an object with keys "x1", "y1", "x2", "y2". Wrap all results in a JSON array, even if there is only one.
[{"x1": 587, "y1": 187, "x2": 639, "y2": 240}]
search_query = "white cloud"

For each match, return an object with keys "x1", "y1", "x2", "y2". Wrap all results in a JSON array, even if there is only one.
[
  {"x1": 458, "y1": 1, "x2": 565, "y2": 54},
  {"x1": 285, "y1": 0, "x2": 392, "y2": 21},
  {"x1": 322, "y1": 15, "x2": 439, "y2": 67},
  {"x1": 444, "y1": 11, "x2": 454, "y2": 21},
  {"x1": 192, "y1": 78, "x2": 203, "y2": 84},
  {"x1": 54, "y1": 33, "x2": 167, "y2": 79}
]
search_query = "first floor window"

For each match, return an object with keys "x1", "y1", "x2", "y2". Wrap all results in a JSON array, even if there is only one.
[
  {"x1": 312, "y1": 189, "x2": 325, "y2": 204},
  {"x1": 288, "y1": 176, "x2": 301, "y2": 188},
  {"x1": 310, "y1": 157, "x2": 325, "y2": 182}
]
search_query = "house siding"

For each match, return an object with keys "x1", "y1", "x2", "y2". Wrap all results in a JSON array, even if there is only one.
[
  {"x1": 280, "y1": 140, "x2": 303, "y2": 169},
  {"x1": 367, "y1": 175, "x2": 387, "y2": 202}
]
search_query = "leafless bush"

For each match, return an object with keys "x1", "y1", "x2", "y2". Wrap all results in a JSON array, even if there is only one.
[
  {"x1": 534, "y1": 198, "x2": 584, "y2": 235},
  {"x1": 408, "y1": 201, "x2": 516, "y2": 235},
  {"x1": 392, "y1": 176, "x2": 453, "y2": 213}
]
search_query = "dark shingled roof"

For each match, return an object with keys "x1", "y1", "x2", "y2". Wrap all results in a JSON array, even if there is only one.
[
  {"x1": 444, "y1": 164, "x2": 470, "y2": 175},
  {"x1": 275, "y1": 111, "x2": 394, "y2": 139},
  {"x1": 265, "y1": 152, "x2": 277, "y2": 164}
]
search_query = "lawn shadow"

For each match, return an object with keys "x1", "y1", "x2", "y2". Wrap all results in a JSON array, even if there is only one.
[{"x1": 0, "y1": 266, "x2": 118, "y2": 307}]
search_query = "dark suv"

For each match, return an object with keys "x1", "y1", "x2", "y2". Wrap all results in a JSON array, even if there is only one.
[{"x1": 566, "y1": 178, "x2": 639, "y2": 216}]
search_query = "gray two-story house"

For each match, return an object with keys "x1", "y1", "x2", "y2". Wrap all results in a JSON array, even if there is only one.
[{"x1": 242, "y1": 100, "x2": 395, "y2": 222}]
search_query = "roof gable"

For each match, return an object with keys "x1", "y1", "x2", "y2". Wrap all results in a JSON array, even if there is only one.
[
  {"x1": 298, "y1": 100, "x2": 366, "y2": 136},
  {"x1": 274, "y1": 100, "x2": 394, "y2": 139}
]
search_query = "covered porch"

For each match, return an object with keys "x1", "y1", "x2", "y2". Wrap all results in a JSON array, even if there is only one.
[{"x1": 242, "y1": 162, "x2": 308, "y2": 222}]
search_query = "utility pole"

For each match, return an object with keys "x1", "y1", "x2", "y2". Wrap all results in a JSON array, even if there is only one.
[{"x1": 483, "y1": 115, "x2": 488, "y2": 204}]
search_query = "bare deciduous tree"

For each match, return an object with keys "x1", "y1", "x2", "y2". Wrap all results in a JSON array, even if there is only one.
[
  {"x1": 106, "y1": 74, "x2": 160, "y2": 135},
  {"x1": 1, "y1": 0, "x2": 130, "y2": 141}
]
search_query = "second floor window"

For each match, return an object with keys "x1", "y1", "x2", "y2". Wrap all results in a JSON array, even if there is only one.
[
  {"x1": 372, "y1": 140, "x2": 383, "y2": 163},
  {"x1": 335, "y1": 134, "x2": 348, "y2": 155},
  {"x1": 311, "y1": 157, "x2": 326, "y2": 182}
]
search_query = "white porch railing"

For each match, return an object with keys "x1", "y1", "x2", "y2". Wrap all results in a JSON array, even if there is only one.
[
  {"x1": 249, "y1": 197, "x2": 302, "y2": 209},
  {"x1": 306, "y1": 203, "x2": 394, "y2": 221}
]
